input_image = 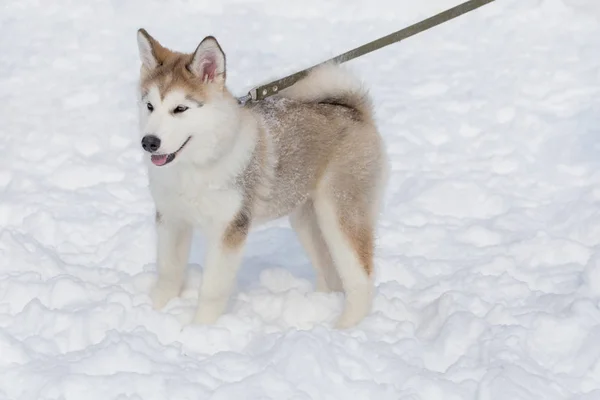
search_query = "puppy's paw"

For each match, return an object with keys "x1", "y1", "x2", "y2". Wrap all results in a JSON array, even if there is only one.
[
  {"x1": 192, "y1": 297, "x2": 227, "y2": 324},
  {"x1": 150, "y1": 282, "x2": 180, "y2": 310}
]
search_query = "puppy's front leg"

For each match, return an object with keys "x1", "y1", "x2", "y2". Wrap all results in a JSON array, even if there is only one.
[
  {"x1": 193, "y1": 211, "x2": 249, "y2": 324},
  {"x1": 151, "y1": 213, "x2": 193, "y2": 309}
]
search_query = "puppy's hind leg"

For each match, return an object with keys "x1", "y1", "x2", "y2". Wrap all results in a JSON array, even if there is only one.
[
  {"x1": 290, "y1": 200, "x2": 343, "y2": 293},
  {"x1": 313, "y1": 189, "x2": 376, "y2": 329}
]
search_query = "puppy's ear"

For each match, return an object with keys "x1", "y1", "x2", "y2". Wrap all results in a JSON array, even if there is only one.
[
  {"x1": 137, "y1": 29, "x2": 169, "y2": 70},
  {"x1": 188, "y1": 36, "x2": 226, "y2": 84}
]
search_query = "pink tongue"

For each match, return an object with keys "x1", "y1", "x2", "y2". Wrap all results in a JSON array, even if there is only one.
[{"x1": 151, "y1": 154, "x2": 168, "y2": 166}]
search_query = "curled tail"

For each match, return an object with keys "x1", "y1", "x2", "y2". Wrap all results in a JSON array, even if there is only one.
[{"x1": 278, "y1": 63, "x2": 374, "y2": 121}]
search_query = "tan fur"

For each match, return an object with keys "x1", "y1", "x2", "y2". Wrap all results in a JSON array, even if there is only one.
[
  {"x1": 341, "y1": 220, "x2": 374, "y2": 276},
  {"x1": 222, "y1": 209, "x2": 250, "y2": 249},
  {"x1": 138, "y1": 32, "x2": 226, "y2": 102},
  {"x1": 140, "y1": 54, "x2": 215, "y2": 102},
  {"x1": 243, "y1": 94, "x2": 385, "y2": 279}
]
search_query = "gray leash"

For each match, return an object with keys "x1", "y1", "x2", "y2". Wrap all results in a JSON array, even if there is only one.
[{"x1": 238, "y1": 0, "x2": 496, "y2": 104}]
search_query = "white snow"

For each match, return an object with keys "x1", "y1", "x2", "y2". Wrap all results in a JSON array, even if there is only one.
[{"x1": 1, "y1": 0, "x2": 600, "y2": 398}]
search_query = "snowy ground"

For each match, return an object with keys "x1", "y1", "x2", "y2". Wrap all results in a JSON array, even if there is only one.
[{"x1": 1, "y1": 0, "x2": 600, "y2": 398}]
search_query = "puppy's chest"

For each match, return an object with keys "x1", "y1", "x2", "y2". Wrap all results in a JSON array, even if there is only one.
[{"x1": 149, "y1": 169, "x2": 242, "y2": 228}]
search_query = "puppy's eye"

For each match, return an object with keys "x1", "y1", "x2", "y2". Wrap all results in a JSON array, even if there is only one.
[
  {"x1": 147, "y1": 103, "x2": 154, "y2": 112},
  {"x1": 173, "y1": 105, "x2": 189, "y2": 114}
]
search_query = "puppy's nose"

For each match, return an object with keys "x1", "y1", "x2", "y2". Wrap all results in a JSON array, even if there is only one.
[{"x1": 141, "y1": 135, "x2": 161, "y2": 153}]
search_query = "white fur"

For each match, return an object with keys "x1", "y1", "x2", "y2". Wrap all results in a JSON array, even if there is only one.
[
  {"x1": 150, "y1": 221, "x2": 192, "y2": 309},
  {"x1": 150, "y1": 175, "x2": 245, "y2": 321},
  {"x1": 312, "y1": 193, "x2": 373, "y2": 329},
  {"x1": 140, "y1": 85, "x2": 242, "y2": 164},
  {"x1": 137, "y1": 31, "x2": 158, "y2": 70},
  {"x1": 146, "y1": 105, "x2": 257, "y2": 225},
  {"x1": 279, "y1": 63, "x2": 372, "y2": 116},
  {"x1": 193, "y1": 235, "x2": 246, "y2": 324},
  {"x1": 144, "y1": 91, "x2": 259, "y2": 320}
]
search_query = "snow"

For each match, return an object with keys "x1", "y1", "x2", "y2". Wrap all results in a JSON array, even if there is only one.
[{"x1": 1, "y1": 0, "x2": 600, "y2": 398}]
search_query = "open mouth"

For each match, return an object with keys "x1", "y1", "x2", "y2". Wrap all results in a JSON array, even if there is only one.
[{"x1": 150, "y1": 136, "x2": 192, "y2": 166}]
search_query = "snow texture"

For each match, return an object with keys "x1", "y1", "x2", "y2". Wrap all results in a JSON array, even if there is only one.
[{"x1": 1, "y1": 0, "x2": 600, "y2": 398}]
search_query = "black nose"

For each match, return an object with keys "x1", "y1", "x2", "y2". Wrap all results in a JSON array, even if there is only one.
[{"x1": 141, "y1": 135, "x2": 161, "y2": 153}]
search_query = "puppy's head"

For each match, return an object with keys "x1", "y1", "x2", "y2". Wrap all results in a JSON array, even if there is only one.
[{"x1": 136, "y1": 29, "x2": 238, "y2": 167}]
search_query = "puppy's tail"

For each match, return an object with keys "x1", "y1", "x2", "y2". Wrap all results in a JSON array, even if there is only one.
[{"x1": 278, "y1": 63, "x2": 373, "y2": 121}]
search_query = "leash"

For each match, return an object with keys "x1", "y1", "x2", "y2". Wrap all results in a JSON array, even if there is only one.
[{"x1": 238, "y1": 0, "x2": 496, "y2": 104}]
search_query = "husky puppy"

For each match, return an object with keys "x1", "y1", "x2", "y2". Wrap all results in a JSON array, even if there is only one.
[{"x1": 136, "y1": 29, "x2": 388, "y2": 328}]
